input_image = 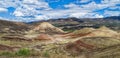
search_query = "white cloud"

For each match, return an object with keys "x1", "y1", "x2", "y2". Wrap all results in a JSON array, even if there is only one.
[
  {"x1": 0, "y1": 0, "x2": 21, "y2": 8},
  {"x1": 104, "y1": 10, "x2": 120, "y2": 16},
  {"x1": 69, "y1": 13, "x2": 87, "y2": 18},
  {"x1": 101, "y1": 0, "x2": 120, "y2": 9},
  {"x1": 22, "y1": 0, "x2": 50, "y2": 9},
  {"x1": 62, "y1": 3, "x2": 105, "y2": 18},
  {"x1": 101, "y1": 0, "x2": 120, "y2": 4},
  {"x1": 13, "y1": 0, "x2": 51, "y2": 17},
  {"x1": 0, "y1": 8, "x2": 8, "y2": 12},
  {"x1": 35, "y1": 15, "x2": 49, "y2": 20},
  {"x1": 109, "y1": 6, "x2": 120, "y2": 9},
  {"x1": 13, "y1": 11, "x2": 24, "y2": 16},
  {"x1": 76, "y1": 13, "x2": 104, "y2": 18},
  {"x1": 80, "y1": 0, "x2": 90, "y2": 3},
  {"x1": 23, "y1": 0, "x2": 39, "y2": 4},
  {"x1": 80, "y1": 2, "x2": 116, "y2": 10},
  {"x1": 94, "y1": 14, "x2": 104, "y2": 18},
  {"x1": 36, "y1": 7, "x2": 91, "y2": 19},
  {"x1": 64, "y1": 3, "x2": 80, "y2": 8}
]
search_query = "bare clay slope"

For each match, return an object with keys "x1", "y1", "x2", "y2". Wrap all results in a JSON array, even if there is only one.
[{"x1": 28, "y1": 22, "x2": 65, "y2": 34}]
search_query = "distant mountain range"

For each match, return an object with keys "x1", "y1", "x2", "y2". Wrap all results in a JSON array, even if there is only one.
[
  {"x1": 27, "y1": 16, "x2": 120, "y2": 24},
  {"x1": 104, "y1": 16, "x2": 120, "y2": 20},
  {"x1": 28, "y1": 16, "x2": 120, "y2": 31}
]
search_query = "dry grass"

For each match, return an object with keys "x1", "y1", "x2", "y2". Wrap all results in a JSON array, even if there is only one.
[{"x1": 80, "y1": 37, "x2": 120, "y2": 48}]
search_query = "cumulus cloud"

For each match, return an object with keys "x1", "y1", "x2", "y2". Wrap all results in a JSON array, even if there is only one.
[
  {"x1": 69, "y1": 13, "x2": 87, "y2": 18},
  {"x1": 109, "y1": 6, "x2": 120, "y2": 10},
  {"x1": 0, "y1": 8, "x2": 8, "y2": 12},
  {"x1": 104, "y1": 10, "x2": 120, "y2": 16},
  {"x1": 94, "y1": 14, "x2": 104, "y2": 18},
  {"x1": 13, "y1": 0, "x2": 51, "y2": 17},
  {"x1": 0, "y1": 0, "x2": 20, "y2": 8},
  {"x1": 35, "y1": 15, "x2": 49, "y2": 20},
  {"x1": 80, "y1": 1, "x2": 116, "y2": 10},
  {"x1": 63, "y1": 3, "x2": 105, "y2": 18},
  {"x1": 13, "y1": 11, "x2": 24, "y2": 16},
  {"x1": 64, "y1": 3, "x2": 80, "y2": 8}
]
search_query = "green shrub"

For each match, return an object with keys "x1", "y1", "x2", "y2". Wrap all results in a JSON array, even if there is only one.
[
  {"x1": 15, "y1": 48, "x2": 31, "y2": 56},
  {"x1": 43, "y1": 51, "x2": 50, "y2": 57}
]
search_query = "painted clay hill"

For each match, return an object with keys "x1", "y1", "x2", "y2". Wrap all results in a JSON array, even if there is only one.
[
  {"x1": 64, "y1": 26, "x2": 119, "y2": 38},
  {"x1": 0, "y1": 19, "x2": 29, "y2": 34},
  {"x1": 63, "y1": 37, "x2": 120, "y2": 58},
  {"x1": 28, "y1": 22, "x2": 65, "y2": 34},
  {"x1": 85, "y1": 26, "x2": 119, "y2": 38}
]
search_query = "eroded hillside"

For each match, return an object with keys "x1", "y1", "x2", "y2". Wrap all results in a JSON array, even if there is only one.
[{"x1": 0, "y1": 20, "x2": 120, "y2": 58}]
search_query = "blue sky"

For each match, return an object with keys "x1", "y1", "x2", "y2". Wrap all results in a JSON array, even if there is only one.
[{"x1": 0, "y1": 0, "x2": 120, "y2": 22}]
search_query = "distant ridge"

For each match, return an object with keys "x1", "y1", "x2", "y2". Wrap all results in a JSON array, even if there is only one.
[
  {"x1": 104, "y1": 16, "x2": 120, "y2": 20},
  {"x1": 0, "y1": 19, "x2": 29, "y2": 33}
]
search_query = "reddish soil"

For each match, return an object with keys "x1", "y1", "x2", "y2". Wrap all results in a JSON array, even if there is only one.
[
  {"x1": 66, "y1": 40, "x2": 94, "y2": 53},
  {"x1": 62, "y1": 32, "x2": 91, "y2": 38},
  {"x1": 34, "y1": 34, "x2": 53, "y2": 41}
]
